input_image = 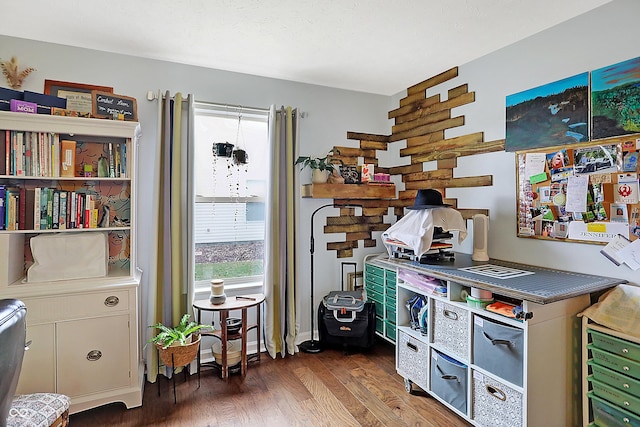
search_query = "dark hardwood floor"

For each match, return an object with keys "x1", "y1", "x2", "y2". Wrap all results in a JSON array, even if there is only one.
[{"x1": 70, "y1": 338, "x2": 471, "y2": 426}]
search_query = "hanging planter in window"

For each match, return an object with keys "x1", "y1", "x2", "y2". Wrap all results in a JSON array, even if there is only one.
[
  {"x1": 232, "y1": 111, "x2": 249, "y2": 165},
  {"x1": 214, "y1": 142, "x2": 234, "y2": 158},
  {"x1": 232, "y1": 148, "x2": 248, "y2": 165}
]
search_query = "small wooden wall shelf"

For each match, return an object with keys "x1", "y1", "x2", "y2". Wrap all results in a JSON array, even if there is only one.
[{"x1": 301, "y1": 183, "x2": 396, "y2": 199}]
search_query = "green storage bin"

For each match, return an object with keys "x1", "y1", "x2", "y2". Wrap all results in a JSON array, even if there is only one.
[
  {"x1": 365, "y1": 264, "x2": 384, "y2": 279},
  {"x1": 365, "y1": 279, "x2": 384, "y2": 295},
  {"x1": 589, "y1": 392, "x2": 640, "y2": 427},
  {"x1": 589, "y1": 329, "x2": 640, "y2": 363},
  {"x1": 374, "y1": 302, "x2": 384, "y2": 318},
  {"x1": 385, "y1": 294, "x2": 396, "y2": 309},
  {"x1": 589, "y1": 360, "x2": 640, "y2": 397},
  {"x1": 366, "y1": 287, "x2": 383, "y2": 304},
  {"x1": 375, "y1": 316, "x2": 384, "y2": 335},
  {"x1": 385, "y1": 270, "x2": 396, "y2": 284},
  {"x1": 589, "y1": 377, "x2": 640, "y2": 416},
  {"x1": 386, "y1": 305, "x2": 396, "y2": 323},
  {"x1": 589, "y1": 345, "x2": 640, "y2": 381},
  {"x1": 385, "y1": 319, "x2": 396, "y2": 341}
]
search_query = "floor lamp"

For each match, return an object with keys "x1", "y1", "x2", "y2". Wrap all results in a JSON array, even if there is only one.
[{"x1": 299, "y1": 203, "x2": 361, "y2": 354}]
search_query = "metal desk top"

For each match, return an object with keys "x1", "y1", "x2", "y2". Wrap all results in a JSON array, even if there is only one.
[{"x1": 369, "y1": 253, "x2": 627, "y2": 304}]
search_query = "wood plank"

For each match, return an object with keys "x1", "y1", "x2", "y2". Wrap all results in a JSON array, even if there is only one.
[
  {"x1": 436, "y1": 155, "x2": 457, "y2": 169},
  {"x1": 360, "y1": 140, "x2": 388, "y2": 150},
  {"x1": 400, "y1": 132, "x2": 483, "y2": 157},
  {"x1": 397, "y1": 189, "x2": 417, "y2": 200},
  {"x1": 327, "y1": 241, "x2": 358, "y2": 251},
  {"x1": 362, "y1": 207, "x2": 389, "y2": 216},
  {"x1": 335, "y1": 199, "x2": 391, "y2": 208},
  {"x1": 337, "y1": 249, "x2": 353, "y2": 258},
  {"x1": 394, "y1": 91, "x2": 474, "y2": 125},
  {"x1": 389, "y1": 116, "x2": 465, "y2": 142},
  {"x1": 346, "y1": 132, "x2": 389, "y2": 142},
  {"x1": 407, "y1": 66, "x2": 459, "y2": 95},
  {"x1": 399, "y1": 90, "x2": 426, "y2": 107},
  {"x1": 402, "y1": 169, "x2": 453, "y2": 182},
  {"x1": 301, "y1": 183, "x2": 395, "y2": 199},
  {"x1": 294, "y1": 366, "x2": 361, "y2": 427},
  {"x1": 363, "y1": 239, "x2": 378, "y2": 248},
  {"x1": 388, "y1": 93, "x2": 440, "y2": 119},
  {"x1": 405, "y1": 131, "x2": 445, "y2": 148},
  {"x1": 346, "y1": 231, "x2": 372, "y2": 241},
  {"x1": 392, "y1": 109, "x2": 451, "y2": 135},
  {"x1": 412, "y1": 138, "x2": 505, "y2": 162},
  {"x1": 448, "y1": 83, "x2": 468, "y2": 99},
  {"x1": 334, "y1": 146, "x2": 364, "y2": 157},
  {"x1": 403, "y1": 175, "x2": 493, "y2": 190},
  {"x1": 326, "y1": 215, "x2": 383, "y2": 226},
  {"x1": 388, "y1": 164, "x2": 423, "y2": 175}
]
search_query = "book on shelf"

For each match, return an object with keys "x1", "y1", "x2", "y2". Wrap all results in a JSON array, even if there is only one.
[
  {"x1": 0, "y1": 185, "x2": 5, "y2": 230},
  {"x1": 69, "y1": 191, "x2": 76, "y2": 229},
  {"x1": 46, "y1": 188, "x2": 53, "y2": 230},
  {"x1": 114, "y1": 143, "x2": 121, "y2": 178},
  {"x1": 5, "y1": 187, "x2": 19, "y2": 231},
  {"x1": 51, "y1": 190, "x2": 60, "y2": 229},
  {"x1": 2, "y1": 130, "x2": 8, "y2": 175},
  {"x1": 17, "y1": 187, "x2": 26, "y2": 230},
  {"x1": 60, "y1": 139, "x2": 76, "y2": 178},
  {"x1": 39, "y1": 187, "x2": 48, "y2": 230},
  {"x1": 33, "y1": 187, "x2": 41, "y2": 231},
  {"x1": 108, "y1": 142, "x2": 115, "y2": 178},
  {"x1": 59, "y1": 191, "x2": 67, "y2": 229}
]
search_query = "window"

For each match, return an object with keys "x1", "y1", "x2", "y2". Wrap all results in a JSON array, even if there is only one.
[{"x1": 192, "y1": 103, "x2": 269, "y2": 290}]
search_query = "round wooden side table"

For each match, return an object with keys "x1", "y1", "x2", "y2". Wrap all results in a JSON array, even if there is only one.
[{"x1": 193, "y1": 293, "x2": 265, "y2": 381}]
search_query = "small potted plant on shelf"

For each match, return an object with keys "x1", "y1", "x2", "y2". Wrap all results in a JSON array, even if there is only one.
[
  {"x1": 149, "y1": 314, "x2": 208, "y2": 367},
  {"x1": 295, "y1": 148, "x2": 343, "y2": 184}
]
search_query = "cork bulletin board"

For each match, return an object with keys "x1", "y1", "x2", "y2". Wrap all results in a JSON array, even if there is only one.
[{"x1": 516, "y1": 135, "x2": 640, "y2": 244}]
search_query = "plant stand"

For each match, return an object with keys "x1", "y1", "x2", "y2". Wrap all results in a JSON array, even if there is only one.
[{"x1": 156, "y1": 336, "x2": 201, "y2": 403}]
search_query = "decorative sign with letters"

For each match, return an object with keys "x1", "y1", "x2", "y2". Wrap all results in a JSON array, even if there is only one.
[{"x1": 91, "y1": 91, "x2": 137, "y2": 121}]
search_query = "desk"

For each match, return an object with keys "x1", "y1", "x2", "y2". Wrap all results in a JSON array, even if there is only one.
[{"x1": 193, "y1": 293, "x2": 265, "y2": 380}]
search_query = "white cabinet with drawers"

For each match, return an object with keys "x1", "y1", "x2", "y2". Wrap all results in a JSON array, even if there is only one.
[
  {"x1": 0, "y1": 112, "x2": 143, "y2": 414},
  {"x1": 369, "y1": 253, "x2": 625, "y2": 427}
]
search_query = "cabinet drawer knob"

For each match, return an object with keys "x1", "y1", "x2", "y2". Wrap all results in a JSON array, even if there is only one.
[
  {"x1": 443, "y1": 309, "x2": 458, "y2": 321},
  {"x1": 87, "y1": 350, "x2": 102, "y2": 361},
  {"x1": 624, "y1": 418, "x2": 630, "y2": 423},
  {"x1": 624, "y1": 366, "x2": 630, "y2": 371},
  {"x1": 624, "y1": 383, "x2": 630, "y2": 388},
  {"x1": 104, "y1": 296, "x2": 120, "y2": 307},
  {"x1": 622, "y1": 348, "x2": 629, "y2": 353}
]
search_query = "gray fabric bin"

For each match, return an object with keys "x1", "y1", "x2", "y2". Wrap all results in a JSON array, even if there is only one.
[
  {"x1": 430, "y1": 349, "x2": 468, "y2": 415},
  {"x1": 472, "y1": 315, "x2": 524, "y2": 387}
]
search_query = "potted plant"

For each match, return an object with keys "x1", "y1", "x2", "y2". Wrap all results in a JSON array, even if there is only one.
[
  {"x1": 295, "y1": 148, "x2": 343, "y2": 183},
  {"x1": 149, "y1": 314, "x2": 208, "y2": 367}
]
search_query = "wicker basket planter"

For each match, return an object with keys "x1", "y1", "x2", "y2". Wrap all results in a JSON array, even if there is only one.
[{"x1": 156, "y1": 335, "x2": 201, "y2": 368}]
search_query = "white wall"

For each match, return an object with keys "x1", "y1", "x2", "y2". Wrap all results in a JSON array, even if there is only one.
[{"x1": 389, "y1": 0, "x2": 639, "y2": 285}]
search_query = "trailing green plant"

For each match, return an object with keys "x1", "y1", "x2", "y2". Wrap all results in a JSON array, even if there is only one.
[
  {"x1": 295, "y1": 148, "x2": 343, "y2": 172},
  {"x1": 149, "y1": 314, "x2": 208, "y2": 349}
]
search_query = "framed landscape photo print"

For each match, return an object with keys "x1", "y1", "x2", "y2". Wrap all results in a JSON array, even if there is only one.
[
  {"x1": 591, "y1": 56, "x2": 640, "y2": 140},
  {"x1": 44, "y1": 80, "x2": 113, "y2": 114},
  {"x1": 506, "y1": 72, "x2": 589, "y2": 151}
]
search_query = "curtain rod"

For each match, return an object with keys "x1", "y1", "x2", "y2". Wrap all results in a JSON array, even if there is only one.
[{"x1": 146, "y1": 91, "x2": 191, "y2": 102}]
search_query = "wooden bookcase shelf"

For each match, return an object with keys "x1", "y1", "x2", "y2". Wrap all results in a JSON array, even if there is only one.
[{"x1": 301, "y1": 183, "x2": 395, "y2": 199}]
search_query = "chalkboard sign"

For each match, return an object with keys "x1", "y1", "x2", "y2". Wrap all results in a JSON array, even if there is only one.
[{"x1": 91, "y1": 90, "x2": 138, "y2": 121}]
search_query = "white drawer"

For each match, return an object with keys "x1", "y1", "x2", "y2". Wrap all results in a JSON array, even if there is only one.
[
  {"x1": 23, "y1": 289, "x2": 131, "y2": 323},
  {"x1": 432, "y1": 300, "x2": 469, "y2": 361},
  {"x1": 472, "y1": 369, "x2": 523, "y2": 427},
  {"x1": 397, "y1": 330, "x2": 429, "y2": 391}
]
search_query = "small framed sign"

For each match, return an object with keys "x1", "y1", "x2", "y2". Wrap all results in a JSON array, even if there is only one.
[
  {"x1": 44, "y1": 80, "x2": 113, "y2": 114},
  {"x1": 92, "y1": 91, "x2": 138, "y2": 121}
]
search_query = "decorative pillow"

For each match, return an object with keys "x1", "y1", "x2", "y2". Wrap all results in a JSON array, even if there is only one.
[{"x1": 7, "y1": 393, "x2": 70, "y2": 427}]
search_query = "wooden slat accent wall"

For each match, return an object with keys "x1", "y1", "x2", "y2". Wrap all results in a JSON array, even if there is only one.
[{"x1": 317, "y1": 66, "x2": 502, "y2": 258}]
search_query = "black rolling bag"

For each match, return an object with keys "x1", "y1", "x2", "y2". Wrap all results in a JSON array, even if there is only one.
[{"x1": 318, "y1": 290, "x2": 376, "y2": 350}]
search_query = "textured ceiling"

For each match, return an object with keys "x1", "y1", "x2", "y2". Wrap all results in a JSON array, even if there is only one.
[{"x1": 1, "y1": 0, "x2": 612, "y2": 95}]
